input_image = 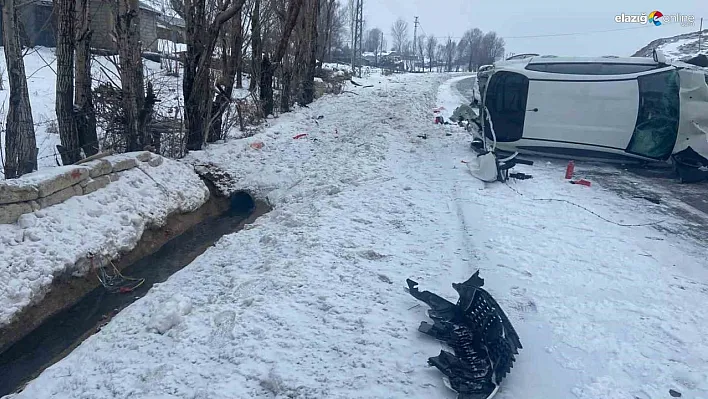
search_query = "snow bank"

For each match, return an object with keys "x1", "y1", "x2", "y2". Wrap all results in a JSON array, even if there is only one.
[
  {"x1": 7, "y1": 74, "x2": 708, "y2": 399},
  {"x1": 0, "y1": 156, "x2": 209, "y2": 328},
  {"x1": 157, "y1": 39, "x2": 187, "y2": 54}
]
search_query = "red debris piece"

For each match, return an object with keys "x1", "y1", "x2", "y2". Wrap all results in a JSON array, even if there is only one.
[
  {"x1": 570, "y1": 179, "x2": 592, "y2": 187},
  {"x1": 250, "y1": 141, "x2": 264, "y2": 149},
  {"x1": 293, "y1": 133, "x2": 308, "y2": 139},
  {"x1": 565, "y1": 160, "x2": 575, "y2": 179},
  {"x1": 71, "y1": 169, "x2": 82, "y2": 179}
]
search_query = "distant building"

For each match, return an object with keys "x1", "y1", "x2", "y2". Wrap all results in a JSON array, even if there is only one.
[{"x1": 0, "y1": 0, "x2": 183, "y2": 52}]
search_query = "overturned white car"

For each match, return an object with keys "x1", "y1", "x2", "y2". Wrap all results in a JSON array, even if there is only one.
[{"x1": 476, "y1": 52, "x2": 708, "y2": 180}]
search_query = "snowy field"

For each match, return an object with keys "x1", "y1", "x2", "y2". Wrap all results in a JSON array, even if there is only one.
[{"x1": 4, "y1": 73, "x2": 708, "y2": 399}]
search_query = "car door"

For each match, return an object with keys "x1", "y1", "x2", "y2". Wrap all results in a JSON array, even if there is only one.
[{"x1": 523, "y1": 77, "x2": 640, "y2": 150}]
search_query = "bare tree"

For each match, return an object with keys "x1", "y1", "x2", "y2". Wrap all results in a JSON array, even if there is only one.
[
  {"x1": 363, "y1": 28, "x2": 381, "y2": 52},
  {"x1": 182, "y1": 0, "x2": 248, "y2": 150},
  {"x1": 250, "y1": 0, "x2": 262, "y2": 92},
  {"x1": 2, "y1": 0, "x2": 37, "y2": 178},
  {"x1": 435, "y1": 43, "x2": 445, "y2": 72},
  {"x1": 234, "y1": 8, "x2": 244, "y2": 89},
  {"x1": 259, "y1": 0, "x2": 305, "y2": 117},
  {"x1": 209, "y1": 6, "x2": 247, "y2": 142},
  {"x1": 455, "y1": 37, "x2": 468, "y2": 72},
  {"x1": 114, "y1": 0, "x2": 150, "y2": 151},
  {"x1": 317, "y1": 0, "x2": 337, "y2": 64},
  {"x1": 56, "y1": 0, "x2": 81, "y2": 164},
  {"x1": 479, "y1": 31, "x2": 505, "y2": 66},
  {"x1": 390, "y1": 18, "x2": 408, "y2": 54},
  {"x1": 75, "y1": 0, "x2": 98, "y2": 156},
  {"x1": 426, "y1": 35, "x2": 436, "y2": 72},
  {"x1": 302, "y1": 0, "x2": 320, "y2": 104},
  {"x1": 444, "y1": 37, "x2": 456, "y2": 72},
  {"x1": 463, "y1": 28, "x2": 482, "y2": 72}
]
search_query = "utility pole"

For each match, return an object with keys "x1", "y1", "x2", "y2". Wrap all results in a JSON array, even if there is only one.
[
  {"x1": 699, "y1": 17, "x2": 703, "y2": 53},
  {"x1": 350, "y1": 0, "x2": 363, "y2": 77},
  {"x1": 380, "y1": 30, "x2": 384, "y2": 72},
  {"x1": 350, "y1": 1, "x2": 356, "y2": 74},
  {"x1": 355, "y1": 0, "x2": 363, "y2": 77},
  {"x1": 413, "y1": 16, "x2": 419, "y2": 71}
]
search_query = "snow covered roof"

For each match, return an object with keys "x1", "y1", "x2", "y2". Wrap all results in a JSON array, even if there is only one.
[
  {"x1": 138, "y1": 1, "x2": 161, "y2": 13},
  {"x1": 156, "y1": 13, "x2": 186, "y2": 28}
]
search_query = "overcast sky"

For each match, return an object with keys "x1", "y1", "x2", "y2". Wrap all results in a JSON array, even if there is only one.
[{"x1": 364, "y1": 0, "x2": 708, "y2": 56}]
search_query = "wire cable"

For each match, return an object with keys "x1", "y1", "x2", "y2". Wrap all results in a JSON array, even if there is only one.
[{"x1": 503, "y1": 180, "x2": 666, "y2": 227}]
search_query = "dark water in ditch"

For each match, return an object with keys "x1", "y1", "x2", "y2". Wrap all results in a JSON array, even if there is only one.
[{"x1": 0, "y1": 193, "x2": 264, "y2": 397}]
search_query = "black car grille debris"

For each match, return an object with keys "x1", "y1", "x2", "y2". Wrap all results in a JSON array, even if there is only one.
[{"x1": 407, "y1": 271, "x2": 522, "y2": 399}]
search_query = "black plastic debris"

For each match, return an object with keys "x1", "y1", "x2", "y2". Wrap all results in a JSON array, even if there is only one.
[
  {"x1": 632, "y1": 195, "x2": 661, "y2": 205},
  {"x1": 669, "y1": 389, "x2": 682, "y2": 397},
  {"x1": 509, "y1": 172, "x2": 532, "y2": 180},
  {"x1": 407, "y1": 271, "x2": 522, "y2": 399},
  {"x1": 672, "y1": 147, "x2": 708, "y2": 183}
]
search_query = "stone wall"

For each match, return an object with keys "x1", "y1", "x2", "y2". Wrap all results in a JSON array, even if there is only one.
[{"x1": 0, "y1": 151, "x2": 164, "y2": 224}]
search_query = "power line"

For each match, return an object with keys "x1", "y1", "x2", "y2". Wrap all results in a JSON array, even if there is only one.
[
  {"x1": 504, "y1": 24, "x2": 655, "y2": 39},
  {"x1": 378, "y1": 22, "x2": 660, "y2": 42}
]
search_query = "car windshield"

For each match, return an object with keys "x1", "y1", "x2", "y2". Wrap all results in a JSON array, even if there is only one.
[{"x1": 626, "y1": 69, "x2": 681, "y2": 159}]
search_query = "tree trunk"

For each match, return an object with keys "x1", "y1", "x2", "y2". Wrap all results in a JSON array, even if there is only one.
[
  {"x1": 75, "y1": 0, "x2": 98, "y2": 157},
  {"x1": 320, "y1": 0, "x2": 333, "y2": 64},
  {"x1": 279, "y1": 67, "x2": 292, "y2": 112},
  {"x1": 249, "y1": 0, "x2": 261, "y2": 92},
  {"x1": 302, "y1": 0, "x2": 319, "y2": 105},
  {"x1": 208, "y1": 17, "x2": 240, "y2": 143},
  {"x1": 115, "y1": 0, "x2": 145, "y2": 152},
  {"x1": 143, "y1": 82, "x2": 158, "y2": 151},
  {"x1": 234, "y1": 8, "x2": 243, "y2": 89},
  {"x1": 260, "y1": 54, "x2": 274, "y2": 116},
  {"x1": 260, "y1": 0, "x2": 305, "y2": 117},
  {"x1": 183, "y1": 0, "x2": 247, "y2": 151},
  {"x1": 2, "y1": 0, "x2": 37, "y2": 178},
  {"x1": 56, "y1": 0, "x2": 81, "y2": 164}
]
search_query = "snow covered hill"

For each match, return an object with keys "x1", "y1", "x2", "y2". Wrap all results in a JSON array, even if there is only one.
[{"x1": 633, "y1": 29, "x2": 708, "y2": 60}]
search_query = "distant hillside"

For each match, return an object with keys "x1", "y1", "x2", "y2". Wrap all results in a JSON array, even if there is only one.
[{"x1": 633, "y1": 30, "x2": 708, "y2": 60}]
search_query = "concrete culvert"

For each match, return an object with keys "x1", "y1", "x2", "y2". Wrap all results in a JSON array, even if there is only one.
[{"x1": 229, "y1": 191, "x2": 256, "y2": 215}]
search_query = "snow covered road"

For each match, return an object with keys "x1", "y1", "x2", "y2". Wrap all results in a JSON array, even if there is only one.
[{"x1": 7, "y1": 73, "x2": 708, "y2": 399}]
